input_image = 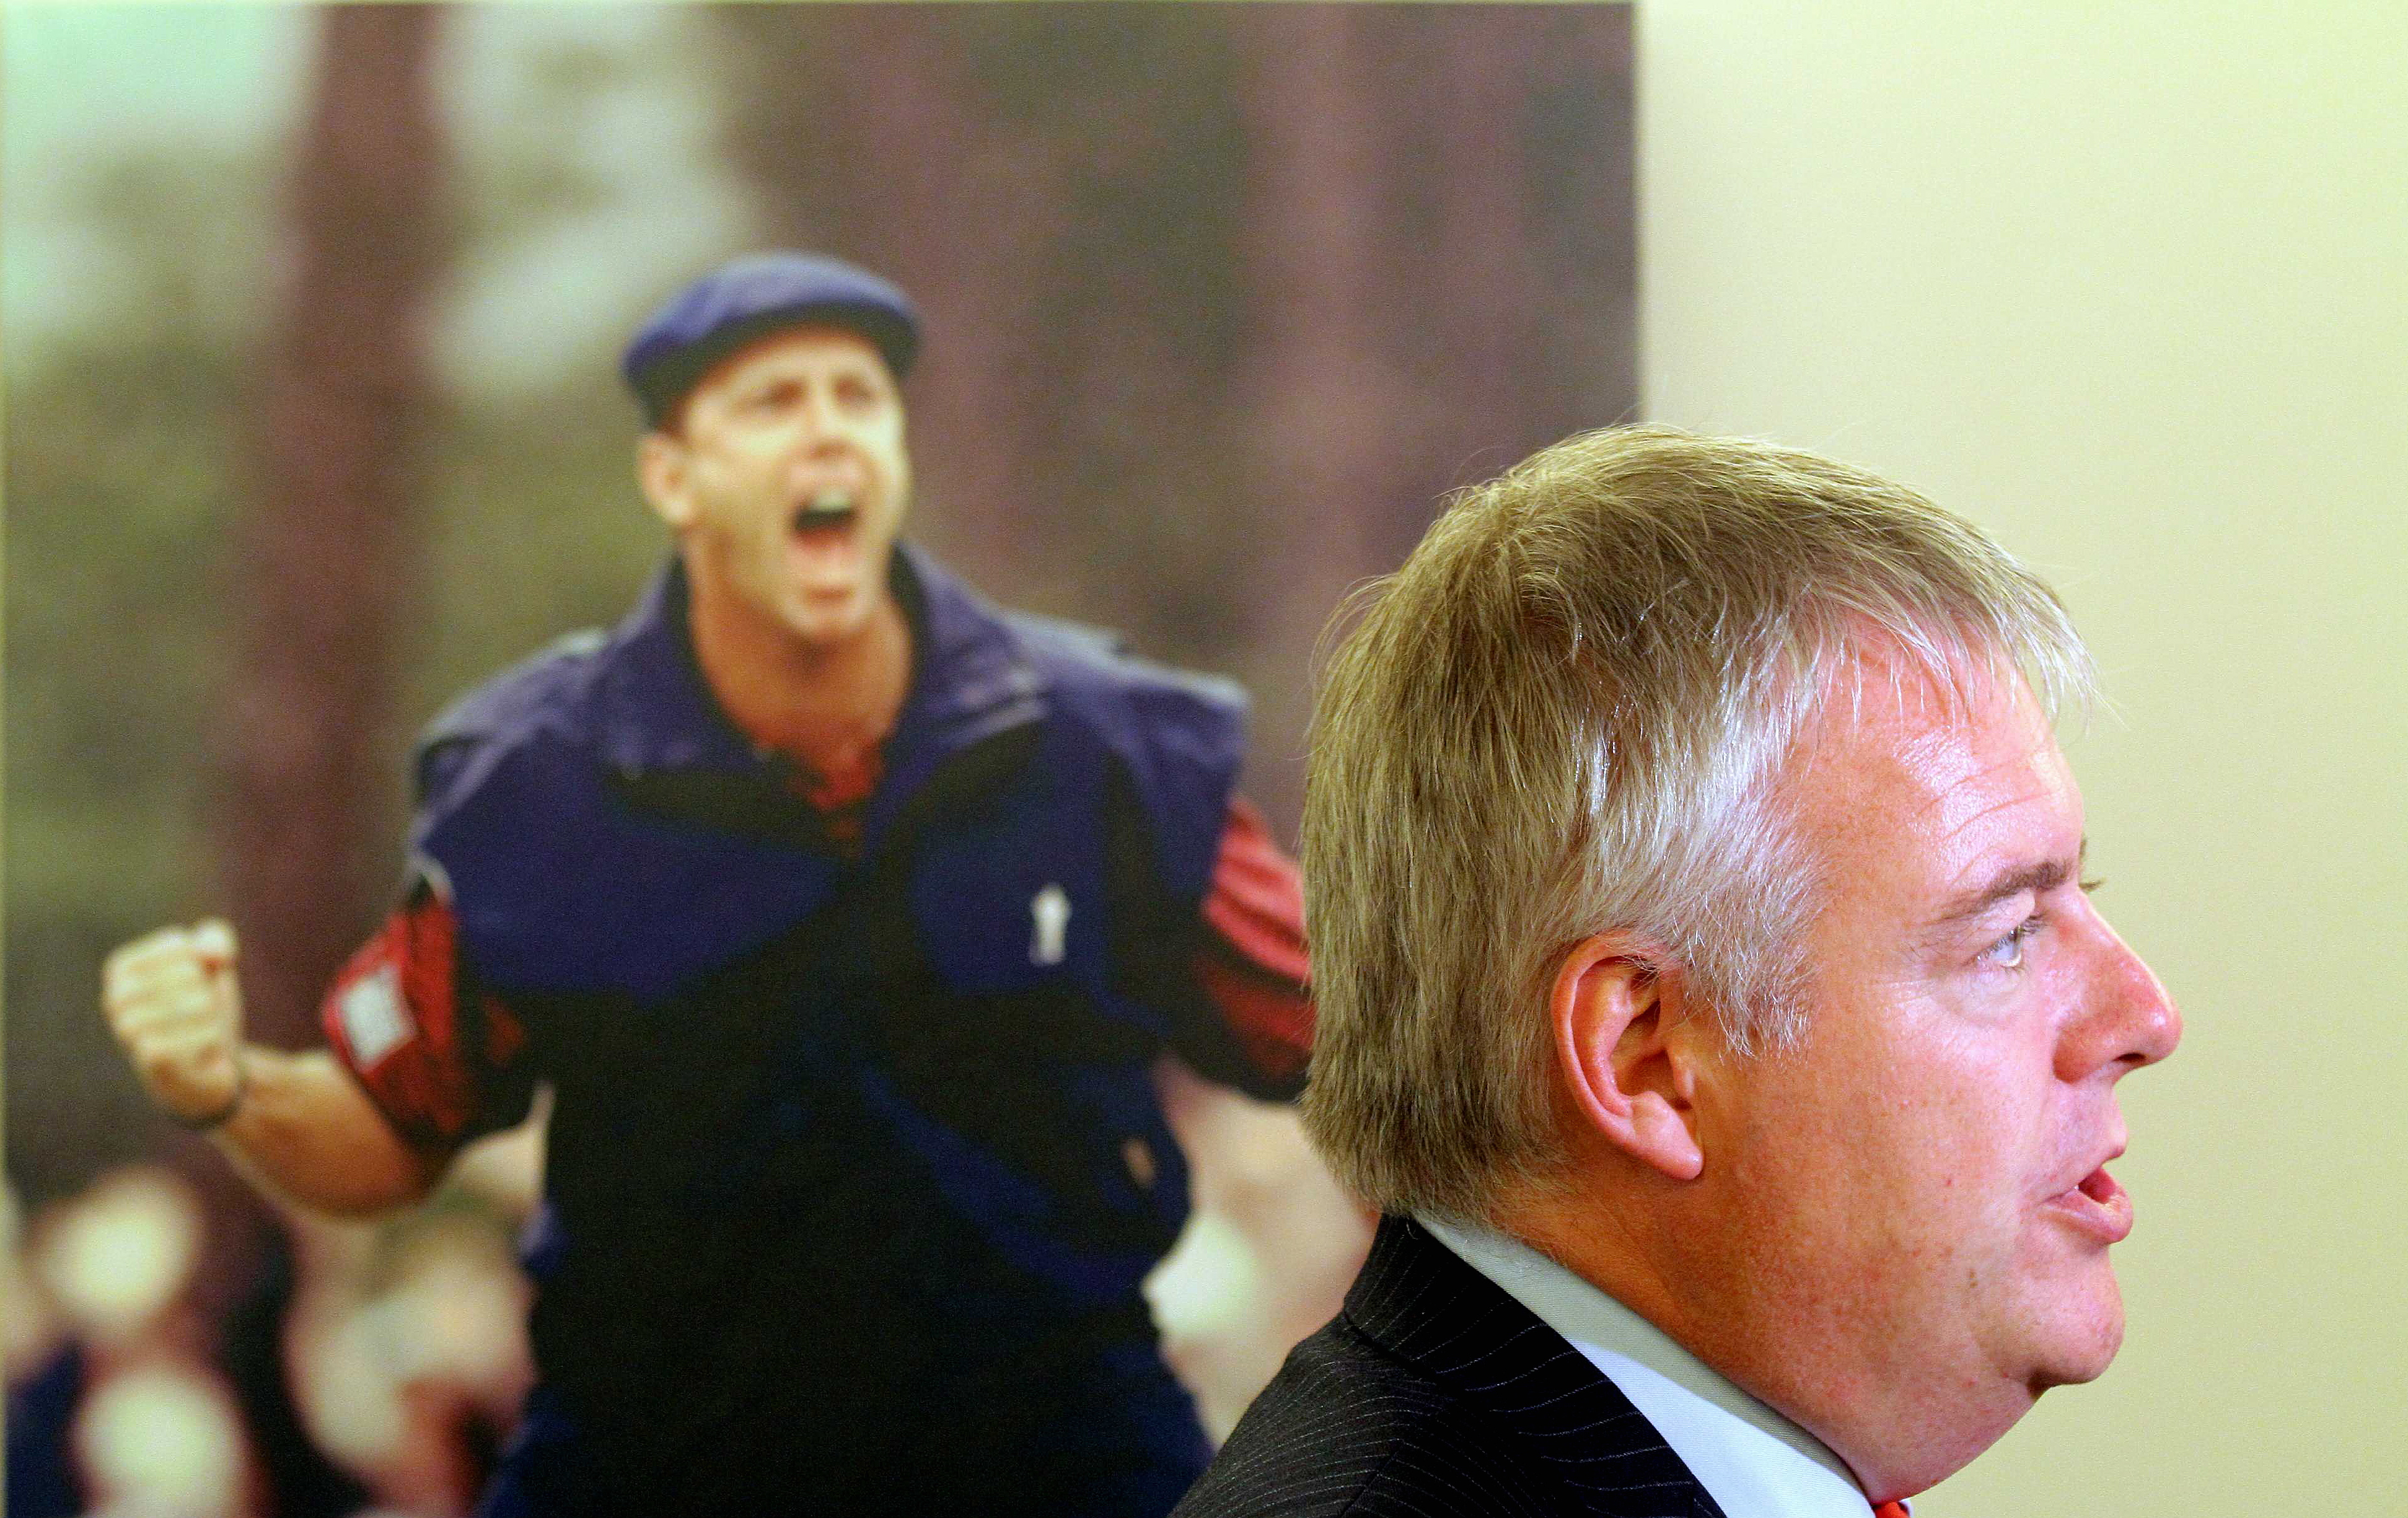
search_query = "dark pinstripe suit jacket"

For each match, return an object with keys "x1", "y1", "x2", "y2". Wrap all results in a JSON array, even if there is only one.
[{"x1": 1172, "y1": 1216, "x2": 1728, "y2": 1518}]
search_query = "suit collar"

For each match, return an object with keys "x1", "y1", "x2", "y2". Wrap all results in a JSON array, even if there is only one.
[
  {"x1": 1422, "y1": 1215, "x2": 1876, "y2": 1518},
  {"x1": 1346, "y1": 1216, "x2": 1728, "y2": 1518}
]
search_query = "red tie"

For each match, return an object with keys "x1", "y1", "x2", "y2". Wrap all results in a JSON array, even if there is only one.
[{"x1": 1872, "y1": 1504, "x2": 1910, "y2": 1518}]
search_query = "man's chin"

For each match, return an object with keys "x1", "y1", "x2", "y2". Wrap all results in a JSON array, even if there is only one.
[
  {"x1": 2024, "y1": 1294, "x2": 2126, "y2": 1393},
  {"x1": 776, "y1": 583, "x2": 883, "y2": 649}
]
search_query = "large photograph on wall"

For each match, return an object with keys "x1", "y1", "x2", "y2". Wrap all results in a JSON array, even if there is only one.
[{"x1": 3, "y1": 4, "x2": 1636, "y2": 1514}]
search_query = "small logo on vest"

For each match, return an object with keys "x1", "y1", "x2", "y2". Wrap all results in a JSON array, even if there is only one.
[
  {"x1": 338, "y1": 963, "x2": 413, "y2": 1068},
  {"x1": 1030, "y1": 884, "x2": 1071, "y2": 967}
]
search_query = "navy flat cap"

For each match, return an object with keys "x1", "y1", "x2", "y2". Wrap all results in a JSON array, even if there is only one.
[{"x1": 622, "y1": 252, "x2": 920, "y2": 427}]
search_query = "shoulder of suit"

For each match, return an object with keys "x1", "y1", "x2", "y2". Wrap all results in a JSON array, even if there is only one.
[{"x1": 1174, "y1": 1317, "x2": 1560, "y2": 1518}]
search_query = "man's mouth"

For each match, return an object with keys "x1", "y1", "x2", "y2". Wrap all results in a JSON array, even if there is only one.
[
  {"x1": 2043, "y1": 1163, "x2": 2133, "y2": 1245},
  {"x1": 791, "y1": 490, "x2": 859, "y2": 538}
]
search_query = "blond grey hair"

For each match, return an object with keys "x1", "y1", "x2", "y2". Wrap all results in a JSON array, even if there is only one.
[{"x1": 1298, "y1": 426, "x2": 2095, "y2": 1221}]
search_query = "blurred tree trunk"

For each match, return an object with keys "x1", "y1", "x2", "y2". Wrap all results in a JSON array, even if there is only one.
[
  {"x1": 214, "y1": 4, "x2": 449, "y2": 1046},
  {"x1": 1529, "y1": 5, "x2": 1642, "y2": 437},
  {"x1": 1231, "y1": 6, "x2": 1423, "y2": 835},
  {"x1": 1378, "y1": 6, "x2": 1638, "y2": 524},
  {"x1": 1229, "y1": 5, "x2": 1637, "y2": 836},
  {"x1": 1388, "y1": 9, "x2": 1553, "y2": 508}
]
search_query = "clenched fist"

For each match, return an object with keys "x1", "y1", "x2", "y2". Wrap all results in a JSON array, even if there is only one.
[{"x1": 102, "y1": 919, "x2": 249, "y2": 1126}]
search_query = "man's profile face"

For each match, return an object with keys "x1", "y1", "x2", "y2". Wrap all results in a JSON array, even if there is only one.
[
  {"x1": 643, "y1": 325, "x2": 912, "y2": 650},
  {"x1": 1691, "y1": 656, "x2": 2180, "y2": 1448}
]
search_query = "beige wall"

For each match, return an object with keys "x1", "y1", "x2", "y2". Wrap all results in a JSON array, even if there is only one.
[{"x1": 1640, "y1": 4, "x2": 2406, "y2": 1511}]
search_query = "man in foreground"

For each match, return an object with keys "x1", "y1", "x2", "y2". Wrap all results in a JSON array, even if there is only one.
[
  {"x1": 102, "y1": 252, "x2": 1319, "y2": 1517},
  {"x1": 1177, "y1": 426, "x2": 2182, "y2": 1516}
]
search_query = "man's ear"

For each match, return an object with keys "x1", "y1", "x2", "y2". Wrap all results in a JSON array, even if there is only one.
[
  {"x1": 636, "y1": 431, "x2": 696, "y2": 530},
  {"x1": 1551, "y1": 936, "x2": 1705, "y2": 1182}
]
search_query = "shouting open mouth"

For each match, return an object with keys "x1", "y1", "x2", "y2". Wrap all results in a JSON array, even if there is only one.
[{"x1": 791, "y1": 489, "x2": 859, "y2": 538}]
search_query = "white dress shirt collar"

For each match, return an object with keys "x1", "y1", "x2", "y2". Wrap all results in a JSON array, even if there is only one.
[{"x1": 1418, "y1": 1214, "x2": 1880, "y2": 1518}]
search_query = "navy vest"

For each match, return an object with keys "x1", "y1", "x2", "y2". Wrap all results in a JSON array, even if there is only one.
[{"x1": 411, "y1": 550, "x2": 1243, "y2": 1507}]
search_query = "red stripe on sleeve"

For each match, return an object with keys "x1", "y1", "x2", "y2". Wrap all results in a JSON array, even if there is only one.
[
  {"x1": 1197, "y1": 796, "x2": 1314, "y2": 1084},
  {"x1": 320, "y1": 885, "x2": 523, "y2": 1154}
]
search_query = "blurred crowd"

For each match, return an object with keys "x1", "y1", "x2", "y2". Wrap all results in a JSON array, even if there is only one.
[
  {"x1": 6, "y1": 1079, "x2": 1362, "y2": 1517},
  {"x1": 7, "y1": 1126, "x2": 538, "y2": 1518}
]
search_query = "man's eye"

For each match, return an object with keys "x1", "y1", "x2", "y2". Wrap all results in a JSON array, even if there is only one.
[{"x1": 1980, "y1": 919, "x2": 2042, "y2": 971}]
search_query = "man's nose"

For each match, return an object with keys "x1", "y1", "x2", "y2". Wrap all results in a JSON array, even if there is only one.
[
  {"x1": 796, "y1": 388, "x2": 840, "y2": 441},
  {"x1": 2057, "y1": 919, "x2": 2182, "y2": 1082}
]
